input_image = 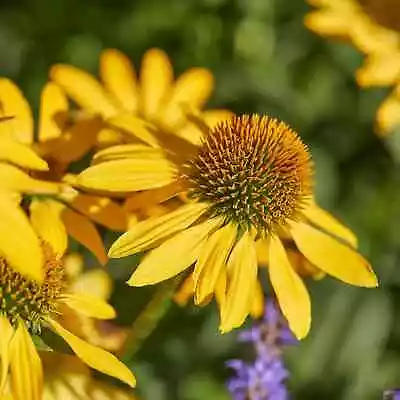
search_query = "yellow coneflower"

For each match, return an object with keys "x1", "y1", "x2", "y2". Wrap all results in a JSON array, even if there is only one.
[
  {"x1": 305, "y1": 0, "x2": 400, "y2": 87},
  {"x1": 75, "y1": 114, "x2": 378, "y2": 339},
  {"x1": 0, "y1": 78, "x2": 129, "y2": 265},
  {"x1": 50, "y1": 48, "x2": 232, "y2": 147},
  {"x1": 0, "y1": 210, "x2": 135, "y2": 400}
]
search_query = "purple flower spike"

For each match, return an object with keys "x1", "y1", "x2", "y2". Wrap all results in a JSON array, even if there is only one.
[{"x1": 383, "y1": 389, "x2": 400, "y2": 400}]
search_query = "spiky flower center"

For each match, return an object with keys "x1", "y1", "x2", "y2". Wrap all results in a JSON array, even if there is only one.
[
  {"x1": 357, "y1": 0, "x2": 400, "y2": 32},
  {"x1": 186, "y1": 114, "x2": 313, "y2": 236},
  {"x1": 0, "y1": 243, "x2": 65, "y2": 333}
]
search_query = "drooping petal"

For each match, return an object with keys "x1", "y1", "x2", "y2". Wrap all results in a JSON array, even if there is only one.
[
  {"x1": 0, "y1": 164, "x2": 61, "y2": 195},
  {"x1": 0, "y1": 78, "x2": 33, "y2": 144},
  {"x1": 107, "y1": 114, "x2": 159, "y2": 147},
  {"x1": 30, "y1": 199, "x2": 68, "y2": 258},
  {"x1": 48, "y1": 319, "x2": 136, "y2": 388},
  {"x1": 219, "y1": 231, "x2": 258, "y2": 333},
  {"x1": 76, "y1": 158, "x2": 176, "y2": 193},
  {"x1": 303, "y1": 203, "x2": 357, "y2": 248},
  {"x1": 250, "y1": 280, "x2": 265, "y2": 319},
  {"x1": 0, "y1": 136, "x2": 48, "y2": 171},
  {"x1": 127, "y1": 217, "x2": 222, "y2": 287},
  {"x1": 0, "y1": 194, "x2": 43, "y2": 281},
  {"x1": 70, "y1": 269, "x2": 112, "y2": 300},
  {"x1": 160, "y1": 68, "x2": 214, "y2": 129},
  {"x1": 291, "y1": 221, "x2": 378, "y2": 287},
  {"x1": 194, "y1": 223, "x2": 237, "y2": 304},
  {"x1": 0, "y1": 316, "x2": 13, "y2": 394},
  {"x1": 61, "y1": 293, "x2": 116, "y2": 319},
  {"x1": 100, "y1": 49, "x2": 138, "y2": 112},
  {"x1": 268, "y1": 235, "x2": 311, "y2": 339},
  {"x1": 38, "y1": 82, "x2": 68, "y2": 142},
  {"x1": 9, "y1": 322, "x2": 43, "y2": 400},
  {"x1": 140, "y1": 48, "x2": 173, "y2": 119},
  {"x1": 109, "y1": 202, "x2": 208, "y2": 258},
  {"x1": 50, "y1": 65, "x2": 117, "y2": 118},
  {"x1": 376, "y1": 89, "x2": 400, "y2": 135},
  {"x1": 61, "y1": 208, "x2": 108, "y2": 266}
]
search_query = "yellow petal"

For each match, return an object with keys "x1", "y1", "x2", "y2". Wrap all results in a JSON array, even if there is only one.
[
  {"x1": 303, "y1": 203, "x2": 357, "y2": 248},
  {"x1": 219, "y1": 231, "x2": 258, "y2": 333},
  {"x1": 61, "y1": 208, "x2": 108, "y2": 266},
  {"x1": 9, "y1": 322, "x2": 43, "y2": 400},
  {"x1": 0, "y1": 194, "x2": 43, "y2": 281},
  {"x1": 93, "y1": 144, "x2": 164, "y2": 164},
  {"x1": 304, "y1": 10, "x2": 351, "y2": 37},
  {"x1": 356, "y1": 53, "x2": 400, "y2": 87},
  {"x1": 30, "y1": 199, "x2": 68, "y2": 257},
  {"x1": 77, "y1": 158, "x2": 177, "y2": 193},
  {"x1": 70, "y1": 269, "x2": 112, "y2": 300},
  {"x1": 50, "y1": 64, "x2": 117, "y2": 118},
  {"x1": 268, "y1": 235, "x2": 311, "y2": 339},
  {"x1": 109, "y1": 202, "x2": 208, "y2": 258},
  {"x1": 250, "y1": 280, "x2": 264, "y2": 319},
  {"x1": 0, "y1": 136, "x2": 48, "y2": 171},
  {"x1": 107, "y1": 114, "x2": 159, "y2": 148},
  {"x1": 376, "y1": 90, "x2": 400, "y2": 135},
  {"x1": 100, "y1": 49, "x2": 138, "y2": 112},
  {"x1": 161, "y1": 68, "x2": 214, "y2": 129},
  {"x1": 140, "y1": 48, "x2": 173, "y2": 119},
  {"x1": 291, "y1": 221, "x2": 378, "y2": 287},
  {"x1": 61, "y1": 293, "x2": 116, "y2": 319},
  {"x1": 173, "y1": 274, "x2": 195, "y2": 307},
  {"x1": 194, "y1": 223, "x2": 237, "y2": 304},
  {"x1": 38, "y1": 82, "x2": 68, "y2": 142},
  {"x1": 48, "y1": 319, "x2": 136, "y2": 388},
  {"x1": 66, "y1": 194, "x2": 127, "y2": 232},
  {"x1": 128, "y1": 218, "x2": 222, "y2": 287},
  {"x1": 0, "y1": 164, "x2": 61, "y2": 195},
  {"x1": 0, "y1": 316, "x2": 13, "y2": 395},
  {"x1": 255, "y1": 239, "x2": 269, "y2": 266},
  {"x1": 0, "y1": 78, "x2": 33, "y2": 144}
]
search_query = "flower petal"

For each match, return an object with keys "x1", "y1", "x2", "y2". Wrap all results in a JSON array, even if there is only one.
[
  {"x1": 61, "y1": 208, "x2": 108, "y2": 266},
  {"x1": 0, "y1": 164, "x2": 61, "y2": 195},
  {"x1": 250, "y1": 280, "x2": 264, "y2": 319},
  {"x1": 77, "y1": 158, "x2": 176, "y2": 193},
  {"x1": 0, "y1": 135, "x2": 48, "y2": 171},
  {"x1": 0, "y1": 194, "x2": 43, "y2": 281},
  {"x1": 219, "y1": 231, "x2": 258, "y2": 333},
  {"x1": 304, "y1": 10, "x2": 350, "y2": 37},
  {"x1": 194, "y1": 223, "x2": 237, "y2": 304},
  {"x1": 61, "y1": 293, "x2": 116, "y2": 320},
  {"x1": 128, "y1": 218, "x2": 222, "y2": 287},
  {"x1": 291, "y1": 221, "x2": 378, "y2": 287},
  {"x1": 376, "y1": 89, "x2": 400, "y2": 135},
  {"x1": 30, "y1": 199, "x2": 68, "y2": 258},
  {"x1": 303, "y1": 203, "x2": 357, "y2": 248},
  {"x1": 268, "y1": 235, "x2": 311, "y2": 339},
  {"x1": 107, "y1": 114, "x2": 159, "y2": 147},
  {"x1": 100, "y1": 49, "x2": 138, "y2": 112},
  {"x1": 0, "y1": 316, "x2": 13, "y2": 394},
  {"x1": 93, "y1": 144, "x2": 164, "y2": 164},
  {"x1": 48, "y1": 319, "x2": 136, "y2": 388},
  {"x1": 140, "y1": 48, "x2": 173, "y2": 119},
  {"x1": 9, "y1": 322, "x2": 43, "y2": 400},
  {"x1": 0, "y1": 78, "x2": 33, "y2": 144},
  {"x1": 50, "y1": 64, "x2": 117, "y2": 118},
  {"x1": 70, "y1": 269, "x2": 112, "y2": 300},
  {"x1": 38, "y1": 82, "x2": 68, "y2": 142},
  {"x1": 160, "y1": 68, "x2": 214, "y2": 129},
  {"x1": 109, "y1": 202, "x2": 208, "y2": 258}
]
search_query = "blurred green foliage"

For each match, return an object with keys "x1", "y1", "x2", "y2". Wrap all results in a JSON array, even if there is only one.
[{"x1": 1, "y1": 0, "x2": 399, "y2": 398}]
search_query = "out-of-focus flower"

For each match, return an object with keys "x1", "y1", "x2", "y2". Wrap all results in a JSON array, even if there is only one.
[
  {"x1": 0, "y1": 210, "x2": 135, "y2": 400},
  {"x1": 375, "y1": 82, "x2": 400, "y2": 135},
  {"x1": 0, "y1": 79, "x2": 128, "y2": 265},
  {"x1": 305, "y1": 0, "x2": 400, "y2": 87},
  {"x1": 50, "y1": 47, "x2": 232, "y2": 147},
  {"x1": 76, "y1": 113, "x2": 377, "y2": 339},
  {"x1": 383, "y1": 389, "x2": 400, "y2": 400},
  {"x1": 226, "y1": 300, "x2": 296, "y2": 400}
]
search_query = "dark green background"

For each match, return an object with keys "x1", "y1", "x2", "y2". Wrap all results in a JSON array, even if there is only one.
[{"x1": 1, "y1": 0, "x2": 399, "y2": 398}]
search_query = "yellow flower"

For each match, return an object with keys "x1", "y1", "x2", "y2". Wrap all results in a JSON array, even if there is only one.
[
  {"x1": 305, "y1": 0, "x2": 400, "y2": 87},
  {"x1": 0, "y1": 79, "x2": 129, "y2": 265},
  {"x1": 75, "y1": 114, "x2": 378, "y2": 339},
  {"x1": 0, "y1": 209, "x2": 135, "y2": 400},
  {"x1": 50, "y1": 48, "x2": 232, "y2": 147}
]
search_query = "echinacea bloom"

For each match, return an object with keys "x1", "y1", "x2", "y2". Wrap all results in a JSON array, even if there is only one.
[
  {"x1": 50, "y1": 47, "x2": 232, "y2": 147},
  {"x1": 0, "y1": 78, "x2": 128, "y2": 265},
  {"x1": 305, "y1": 0, "x2": 400, "y2": 87},
  {"x1": 0, "y1": 211, "x2": 135, "y2": 400},
  {"x1": 76, "y1": 114, "x2": 378, "y2": 339}
]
